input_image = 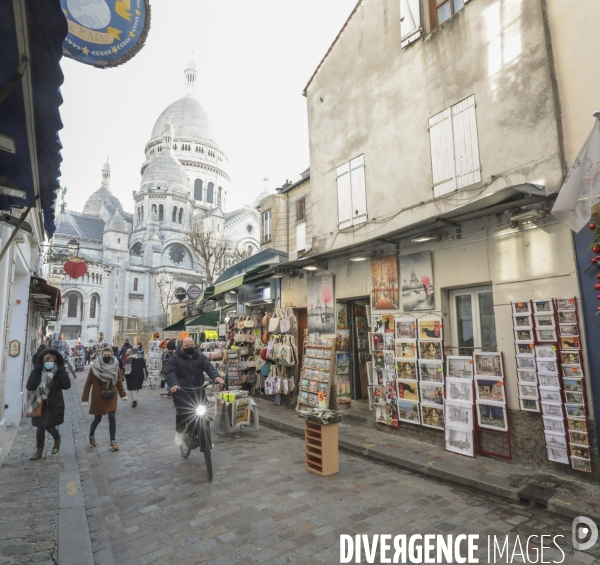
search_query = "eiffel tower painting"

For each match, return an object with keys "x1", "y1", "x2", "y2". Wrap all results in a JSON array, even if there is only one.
[{"x1": 307, "y1": 274, "x2": 335, "y2": 334}]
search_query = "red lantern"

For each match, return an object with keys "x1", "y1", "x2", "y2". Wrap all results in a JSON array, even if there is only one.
[
  {"x1": 63, "y1": 260, "x2": 88, "y2": 279},
  {"x1": 593, "y1": 246, "x2": 600, "y2": 253},
  {"x1": 591, "y1": 223, "x2": 597, "y2": 230},
  {"x1": 595, "y1": 283, "x2": 600, "y2": 291}
]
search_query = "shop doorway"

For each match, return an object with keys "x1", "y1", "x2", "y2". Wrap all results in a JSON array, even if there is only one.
[
  {"x1": 449, "y1": 286, "x2": 497, "y2": 355},
  {"x1": 343, "y1": 298, "x2": 370, "y2": 401},
  {"x1": 296, "y1": 308, "x2": 307, "y2": 364}
]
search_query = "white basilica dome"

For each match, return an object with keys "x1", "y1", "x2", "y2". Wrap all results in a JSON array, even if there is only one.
[{"x1": 151, "y1": 96, "x2": 216, "y2": 144}]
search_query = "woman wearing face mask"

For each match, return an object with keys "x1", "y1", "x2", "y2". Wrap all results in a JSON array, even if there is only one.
[
  {"x1": 81, "y1": 346, "x2": 127, "y2": 451},
  {"x1": 124, "y1": 346, "x2": 147, "y2": 408},
  {"x1": 26, "y1": 350, "x2": 72, "y2": 460}
]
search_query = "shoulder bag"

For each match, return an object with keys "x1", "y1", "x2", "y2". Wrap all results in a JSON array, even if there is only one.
[
  {"x1": 268, "y1": 309, "x2": 281, "y2": 333},
  {"x1": 101, "y1": 381, "x2": 116, "y2": 400}
]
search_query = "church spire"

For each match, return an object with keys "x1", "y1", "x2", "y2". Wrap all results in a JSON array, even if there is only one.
[
  {"x1": 101, "y1": 157, "x2": 110, "y2": 188},
  {"x1": 184, "y1": 53, "x2": 197, "y2": 93},
  {"x1": 162, "y1": 117, "x2": 174, "y2": 150}
]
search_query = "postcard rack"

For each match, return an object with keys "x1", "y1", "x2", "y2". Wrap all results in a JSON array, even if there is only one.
[
  {"x1": 304, "y1": 420, "x2": 339, "y2": 476},
  {"x1": 297, "y1": 341, "x2": 335, "y2": 410}
]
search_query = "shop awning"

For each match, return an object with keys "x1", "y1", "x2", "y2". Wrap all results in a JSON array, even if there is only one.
[
  {"x1": 163, "y1": 315, "x2": 202, "y2": 333},
  {"x1": 29, "y1": 276, "x2": 61, "y2": 314},
  {"x1": 185, "y1": 310, "x2": 221, "y2": 328},
  {"x1": 213, "y1": 274, "x2": 245, "y2": 295},
  {"x1": 213, "y1": 248, "x2": 289, "y2": 286}
]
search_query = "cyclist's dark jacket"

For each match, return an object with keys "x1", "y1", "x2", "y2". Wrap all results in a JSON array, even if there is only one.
[{"x1": 164, "y1": 348, "x2": 219, "y2": 388}]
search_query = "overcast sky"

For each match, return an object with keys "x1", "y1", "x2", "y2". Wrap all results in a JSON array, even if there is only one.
[{"x1": 58, "y1": 0, "x2": 358, "y2": 214}]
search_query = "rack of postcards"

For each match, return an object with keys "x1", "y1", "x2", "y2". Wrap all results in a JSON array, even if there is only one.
[
  {"x1": 298, "y1": 336, "x2": 335, "y2": 409},
  {"x1": 146, "y1": 340, "x2": 162, "y2": 386},
  {"x1": 201, "y1": 341, "x2": 227, "y2": 380}
]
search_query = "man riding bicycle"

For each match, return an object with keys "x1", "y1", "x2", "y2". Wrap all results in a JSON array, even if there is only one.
[{"x1": 164, "y1": 337, "x2": 224, "y2": 445}]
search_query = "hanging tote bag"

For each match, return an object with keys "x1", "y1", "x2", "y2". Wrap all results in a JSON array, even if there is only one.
[
  {"x1": 279, "y1": 309, "x2": 291, "y2": 334},
  {"x1": 273, "y1": 338, "x2": 283, "y2": 362},
  {"x1": 285, "y1": 306, "x2": 296, "y2": 334},
  {"x1": 268, "y1": 309, "x2": 281, "y2": 333},
  {"x1": 262, "y1": 311, "x2": 271, "y2": 328},
  {"x1": 237, "y1": 318, "x2": 246, "y2": 330},
  {"x1": 266, "y1": 337, "x2": 276, "y2": 361},
  {"x1": 280, "y1": 336, "x2": 297, "y2": 368},
  {"x1": 244, "y1": 316, "x2": 255, "y2": 328}
]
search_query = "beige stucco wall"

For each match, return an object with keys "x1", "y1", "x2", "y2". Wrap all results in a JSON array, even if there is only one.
[
  {"x1": 306, "y1": 0, "x2": 564, "y2": 254},
  {"x1": 286, "y1": 180, "x2": 313, "y2": 260},
  {"x1": 546, "y1": 0, "x2": 600, "y2": 165}
]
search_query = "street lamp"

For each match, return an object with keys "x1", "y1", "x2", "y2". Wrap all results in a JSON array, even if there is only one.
[{"x1": 67, "y1": 239, "x2": 80, "y2": 256}]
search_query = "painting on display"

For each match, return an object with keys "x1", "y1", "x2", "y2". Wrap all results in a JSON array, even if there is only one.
[
  {"x1": 371, "y1": 256, "x2": 399, "y2": 310},
  {"x1": 400, "y1": 251, "x2": 434, "y2": 312},
  {"x1": 336, "y1": 353, "x2": 350, "y2": 375},
  {"x1": 336, "y1": 305, "x2": 348, "y2": 330},
  {"x1": 395, "y1": 316, "x2": 418, "y2": 340},
  {"x1": 308, "y1": 274, "x2": 335, "y2": 334},
  {"x1": 336, "y1": 381, "x2": 351, "y2": 404}
]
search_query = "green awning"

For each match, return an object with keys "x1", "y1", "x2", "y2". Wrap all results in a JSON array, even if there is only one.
[
  {"x1": 186, "y1": 310, "x2": 221, "y2": 328},
  {"x1": 213, "y1": 274, "x2": 244, "y2": 296},
  {"x1": 163, "y1": 315, "x2": 202, "y2": 332}
]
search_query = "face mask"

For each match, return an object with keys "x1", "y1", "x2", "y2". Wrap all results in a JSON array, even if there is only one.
[
  {"x1": 102, "y1": 356, "x2": 112, "y2": 363},
  {"x1": 183, "y1": 347, "x2": 195, "y2": 355},
  {"x1": 44, "y1": 362, "x2": 55, "y2": 370}
]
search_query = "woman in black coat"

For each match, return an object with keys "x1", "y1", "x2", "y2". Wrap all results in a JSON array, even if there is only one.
[
  {"x1": 124, "y1": 347, "x2": 146, "y2": 408},
  {"x1": 26, "y1": 349, "x2": 71, "y2": 460}
]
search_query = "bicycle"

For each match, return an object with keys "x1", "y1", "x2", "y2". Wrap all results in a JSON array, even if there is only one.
[{"x1": 174, "y1": 384, "x2": 214, "y2": 480}]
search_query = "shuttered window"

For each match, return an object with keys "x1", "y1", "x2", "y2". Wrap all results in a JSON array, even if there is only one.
[
  {"x1": 429, "y1": 95, "x2": 480, "y2": 198},
  {"x1": 296, "y1": 221, "x2": 306, "y2": 252},
  {"x1": 336, "y1": 155, "x2": 367, "y2": 230},
  {"x1": 400, "y1": 0, "x2": 422, "y2": 48}
]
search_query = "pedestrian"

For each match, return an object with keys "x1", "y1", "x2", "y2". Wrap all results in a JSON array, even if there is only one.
[
  {"x1": 124, "y1": 346, "x2": 147, "y2": 408},
  {"x1": 32, "y1": 344, "x2": 47, "y2": 367},
  {"x1": 26, "y1": 350, "x2": 71, "y2": 460},
  {"x1": 123, "y1": 346, "x2": 133, "y2": 365},
  {"x1": 81, "y1": 346, "x2": 127, "y2": 451},
  {"x1": 112, "y1": 346, "x2": 124, "y2": 373},
  {"x1": 136, "y1": 341, "x2": 145, "y2": 357},
  {"x1": 119, "y1": 337, "x2": 131, "y2": 358}
]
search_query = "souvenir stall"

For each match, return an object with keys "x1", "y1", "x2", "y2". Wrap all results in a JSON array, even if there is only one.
[
  {"x1": 73, "y1": 343, "x2": 85, "y2": 371},
  {"x1": 146, "y1": 340, "x2": 162, "y2": 387}
]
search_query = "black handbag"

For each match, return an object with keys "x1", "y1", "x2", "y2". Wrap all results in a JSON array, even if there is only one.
[{"x1": 101, "y1": 382, "x2": 116, "y2": 400}]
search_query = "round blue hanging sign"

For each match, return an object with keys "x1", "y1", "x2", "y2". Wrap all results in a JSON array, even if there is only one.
[{"x1": 60, "y1": 0, "x2": 151, "y2": 68}]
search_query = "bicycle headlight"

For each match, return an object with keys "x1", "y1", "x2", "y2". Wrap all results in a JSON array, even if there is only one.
[{"x1": 196, "y1": 405, "x2": 206, "y2": 416}]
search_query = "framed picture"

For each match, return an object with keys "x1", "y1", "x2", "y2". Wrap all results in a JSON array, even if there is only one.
[
  {"x1": 477, "y1": 378, "x2": 506, "y2": 404},
  {"x1": 565, "y1": 391, "x2": 585, "y2": 404},
  {"x1": 336, "y1": 353, "x2": 350, "y2": 375},
  {"x1": 558, "y1": 311, "x2": 577, "y2": 324},
  {"x1": 371, "y1": 315, "x2": 384, "y2": 333},
  {"x1": 373, "y1": 351, "x2": 385, "y2": 369},
  {"x1": 418, "y1": 317, "x2": 443, "y2": 340},
  {"x1": 515, "y1": 343, "x2": 535, "y2": 357},
  {"x1": 546, "y1": 447, "x2": 569, "y2": 465},
  {"x1": 568, "y1": 431, "x2": 589, "y2": 446},
  {"x1": 383, "y1": 351, "x2": 395, "y2": 370},
  {"x1": 420, "y1": 382, "x2": 444, "y2": 406},
  {"x1": 373, "y1": 385, "x2": 386, "y2": 405},
  {"x1": 336, "y1": 305, "x2": 348, "y2": 330},
  {"x1": 397, "y1": 380, "x2": 419, "y2": 402},
  {"x1": 396, "y1": 360, "x2": 418, "y2": 381},
  {"x1": 571, "y1": 457, "x2": 592, "y2": 473},
  {"x1": 473, "y1": 352, "x2": 503, "y2": 378},
  {"x1": 399, "y1": 251, "x2": 434, "y2": 312},
  {"x1": 567, "y1": 418, "x2": 588, "y2": 432},
  {"x1": 384, "y1": 383, "x2": 398, "y2": 405},
  {"x1": 536, "y1": 360, "x2": 559, "y2": 375},
  {"x1": 570, "y1": 445, "x2": 591, "y2": 460},
  {"x1": 418, "y1": 360, "x2": 444, "y2": 383},
  {"x1": 544, "y1": 431, "x2": 567, "y2": 449},
  {"x1": 533, "y1": 299, "x2": 553, "y2": 314},
  {"x1": 369, "y1": 332, "x2": 384, "y2": 352},
  {"x1": 371, "y1": 255, "x2": 399, "y2": 310},
  {"x1": 518, "y1": 384, "x2": 539, "y2": 400},
  {"x1": 375, "y1": 404, "x2": 387, "y2": 424},
  {"x1": 447, "y1": 356, "x2": 474, "y2": 379},
  {"x1": 513, "y1": 315, "x2": 533, "y2": 330},
  {"x1": 536, "y1": 329, "x2": 558, "y2": 343},
  {"x1": 445, "y1": 400, "x2": 474, "y2": 429},
  {"x1": 565, "y1": 404, "x2": 586, "y2": 419},
  {"x1": 307, "y1": 274, "x2": 335, "y2": 334},
  {"x1": 419, "y1": 341, "x2": 443, "y2": 361},
  {"x1": 519, "y1": 398, "x2": 540, "y2": 412},
  {"x1": 446, "y1": 378, "x2": 474, "y2": 403},
  {"x1": 562, "y1": 364, "x2": 583, "y2": 378},
  {"x1": 556, "y1": 297, "x2": 576, "y2": 311},
  {"x1": 543, "y1": 416, "x2": 566, "y2": 434},
  {"x1": 384, "y1": 334, "x2": 395, "y2": 352},
  {"x1": 560, "y1": 336, "x2": 581, "y2": 350},
  {"x1": 517, "y1": 370, "x2": 537, "y2": 384},
  {"x1": 394, "y1": 339, "x2": 418, "y2": 360},
  {"x1": 396, "y1": 399, "x2": 421, "y2": 425},
  {"x1": 445, "y1": 426, "x2": 475, "y2": 458},
  {"x1": 374, "y1": 368, "x2": 386, "y2": 386},
  {"x1": 535, "y1": 314, "x2": 556, "y2": 328},
  {"x1": 541, "y1": 402, "x2": 563, "y2": 418},
  {"x1": 563, "y1": 378, "x2": 584, "y2": 393},
  {"x1": 538, "y1": 374, "x2": 560, "y2": 389},
  {"x1": 382, "y1": 314, "x2": 395, "y2": 334},
  {"x1": 539, "y1": 387, "x2": 561, "y2": 403},
  {"x1": 514, "y1": 329, "x2": 534, "y2": 342},
  {"x1": 336, "y1": 381, "x2": 352, "y2": 404},
  {"x1": 395, "y1": 316, "x2": 417, "y2": 340},
  {"x1": 477, "y1": 403, "x2": 509, "y2": 432},
  {"x1": 512, "y1": 301, "x2": 531, "y2": 314},
  {"x1": 535, "y1": 345, "x2": 557, "y2": 359},
  {"x1": 559, "y1": 324, "x2": 579, "y2": 337},
  {"x1": 421, "y1": 405, "x2": 444, "y2": 430},
  {"x1": 561, "y1": 351, "x2": 581, "y2": 365},
  {"x1": 516, "y1": 356, "x2": 536, "y2": 370}
]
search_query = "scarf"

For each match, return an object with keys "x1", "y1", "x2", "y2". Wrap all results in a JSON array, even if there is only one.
[
  {"x1": 124, "y1": 348, "x2": 141, "y2": 375},
  {"x1": 91, "y1": 355, "x2": 119, "y2": 386},
  {"x1": 28, "y1": 366, "x2": 56, "y2": 414}
]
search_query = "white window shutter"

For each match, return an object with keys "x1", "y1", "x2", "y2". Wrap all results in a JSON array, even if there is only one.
[
  {"x1": 429, "y1": 108, "x2": 457, "y2": 197},
  {"x1": 400, "y1": 0, "x2": 422, "y2": 48},
  {"x1": 337, "y1": 162, "x2": 353, "y2": 229},
  {"x1": 452, "y1": 95, "x2": 481, "y2": 189},
  {"x1": 296, "y1": 222, "x2": 306, "y2": 251},
  {"x1": 350, "y1": 155, "x2": 367, "y2": 226}
]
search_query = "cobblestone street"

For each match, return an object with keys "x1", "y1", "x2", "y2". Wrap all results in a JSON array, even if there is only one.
[{"x1": 2, "y1": 379, "x2": 600, "y2": 565}]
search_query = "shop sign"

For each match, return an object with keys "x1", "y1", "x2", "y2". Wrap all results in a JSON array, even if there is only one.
[
  {"x1": 204, "y1": 330, "x2": 218, "y2": 340},
  {"x1": 60, "y1": 0, "x2": 151, "y2": 68},
  {"x1": 239, "y1": 286, "x2": 271, "y2": 303},
  {"x1": 187, "y1": 285, "x2": 201, "y2": 300},
  {"x1": 174, "y1": 287, "x2": 187, "y2": 301}
]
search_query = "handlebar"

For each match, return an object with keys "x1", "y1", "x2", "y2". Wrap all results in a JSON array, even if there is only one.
[{"x1": 173, "y1": 383, "x2": 211, "y2": 393}]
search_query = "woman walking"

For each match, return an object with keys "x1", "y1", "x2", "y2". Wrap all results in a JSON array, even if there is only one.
[
  {"x1": 26, "y1": 350, "x2": 71, "y2": 460},
  {"x1": 81, "y1": 347, "x2": 127, "y2": 451},
  {"x1": 124, "y1": 346, "x2": 146, "y2": 408}
]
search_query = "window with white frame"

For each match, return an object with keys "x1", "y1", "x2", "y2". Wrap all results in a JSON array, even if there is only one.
[
  {"x1": 336, "y1": 154, "x2": 367, "y2": 230},
  {"x1": 263, "y1": 210, "x2": 272, "y2": 242},
  {"x1": 429, "y1": 95, "x2": 481, "y2": 198},
  {"x1": 400, "y1": 0, "x2": 422, "y2": 48}
]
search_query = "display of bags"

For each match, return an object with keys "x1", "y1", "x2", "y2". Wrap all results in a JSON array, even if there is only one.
[
  {"x1": 237, "y1": 318, "x2": 246, "y2": 330},
  {"x1": 244, "y1": 317, "x2": 254, "y2": 328},
  {"x1": 280, "y1": 335, "x2": 297, "y2": 367},
  {"x1": 262, "y1": 311, "x2": 271, "y2": 328},
  {"x1": 266, "y1": 337, "x2": 275, "y2": 360},
  {"x1": 273, "y1": 339, "x2": 283, "y2": 361},
  {"x1": 268, "y1": 308, "x2": 281, "y2": 333}
]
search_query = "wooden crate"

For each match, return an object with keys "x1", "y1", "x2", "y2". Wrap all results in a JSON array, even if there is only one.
[{"x1": 305, "y1": 421, "x2": 339, "y2": 476}]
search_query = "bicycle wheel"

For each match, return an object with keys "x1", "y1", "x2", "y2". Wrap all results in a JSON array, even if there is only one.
[
  {"x1": 179, "y1": 430, "x2": 192, "y2": 459},
  {"x1": 201, "y1": 420, "x2": 213, "y2": 481}
]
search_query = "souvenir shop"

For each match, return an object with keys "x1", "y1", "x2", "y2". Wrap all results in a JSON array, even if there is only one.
[{"x1": 276, "y1": 218, "x2": 600, "y2": 477}]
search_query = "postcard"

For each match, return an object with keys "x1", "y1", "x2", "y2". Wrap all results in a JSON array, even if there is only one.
[
  {"x1": 565, "y1": 391, "x2": 585, "y2": 404},
  {"x1": 512, "y1": 301, "x2": 531, "y2": 315},
  {"x1": 421, "y1": 405, "x2": 444, "y2": 430},
  {"x1": 538, "y1": 387, "x2": 561, "y2": 403},
  {"x1": 397, "y1": 380, "x2": 419, "y2": 402},
  {"x1": 535, "y1": 345, "x2": 557, "y2": 360},
  {"x1": 556, "y1": 297, "x2": 576, "y2": 311},
  {"x1": 369, "y1": 332, "x2": 384, "y2": 352},
  {"x1": 515, "y1": 343, "x2": 535, "y2": 357},
  {"x1": 373, "y1": 351, "x2": 385, "y2": 369},
  {"x1": 477, "y1": 378, "x2": 506, "y2": 404},
  {"x1": 373, "y1": 385, "x2": 386, "y2": 405},
  {"x1": 570, "y1": 445, "x2": 590, "y2": 460},
  {"x1": 543, "y1": 416, "x2": 565, "y2": 434},
  {"x1": 568, "y1": 431, "x2": 589, "y2": 446},
  {"x1": 571, "y1": 457, "x2": 592, "y2": 473},
  {"x1": 418, "y1": 340, "x2": 443, "y2": 361},
  {"x1": 567, "y1": 418, "x2": 588, "y2": 432},
  {"x1": 513, "y1": 315, "x2": 533, "y2": 329},
  {"x1": 533, "y1": 299, "x2": 553, "y2": 314},
  {"x1": 447, "y1": 356, "x2": 474, "y2": 379},
  {"x1": 557, "y1": 311, "x2": 577, "y2": 324},
  {"x1": 516, "y1": 356, "x2": 536, "y2": 370},
  {"x1": 419, "y1": 382, "x2": 444, "y2": 406},
  {"x1": 519, "y1": 398, "x2": 540, "y2": 412},
  {"x1": 536, "y1": 359, "x2": 559, "y2": 375},
  {"x1": 517, "y1": 370, "x2": 537, "y2": 384},
  {"x1": 396, "y1": 400, "x2": 421, "y2": 425},
  {"x1": 515, "y1": 329, "x2": 534, "y2": 342},
  {"x1": 395, "y1": 316, "x2": 418, "y2": 340},
  {"x1": 559, "y1": 323, "x2": 579, "y2": 337},
  {"x1": 418, "y1": 317, "x2": 443, "y2": 340},
  {"x1": 563, "y1": 378, "x2": 584, "y2": 392},
  {"x1": 536, "y1": 329, "x2": 558, "y2": 343},
  {"x1": 445, "y1": 426, "x2": 474, "y2": 458},
  {"x1": 561, "y1": 351, "x2": 581, "y2": 365},
  {"x1": 474, "y1": 353, "x2": 503, "y2": 378},
  {"x1": 519, "y1": 384, "x2": 539, "y2": 400},
  {"x1": 384, "y1": 384, "x2": 398, "y2": 405},
  {"x1": 418, "y1": 360, "x2": 444, "y2": 383},
  {"x1": 444, "y1": 400, "x2": 474, "y2": 430},
  {"x1": 546, "y1": 447, "x2": 569, "y2": 465},
  {"x1": 544, "y1": 431, "x2": 567, "y2": 449},
  {"x1": 565, "y1": 403, "x2": 586, "y2": 419},
  {"x1": 477, "y1": 403, "x2": 508, "y2": 432},
  {"x1": 396, "y1": 360, "x2": 418, "y2": 381},
  {"x1": 541, "y1": 402, "x2": 563, "y2": 418},
  {"x1": 538, "y1": 374, "x2": 560, "y2": 389},
  {"x1": 395, "y1": 339, "x2": 418, "y2": 360},
  {"x1": 534, "y1": 314, "x2": 555, "y2": 328},
  {"x1": 560, "y1": 336, "x2": 580, "y2": 350}
]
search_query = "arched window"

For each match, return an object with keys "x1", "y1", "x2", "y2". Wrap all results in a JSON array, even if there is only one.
[
  {"x1": 130, "y1": 242, "x2": 142, "y2": 256},
  {"x1": 67, "y1": 295, "x2": 78, "y2": 318},
  {"x1": 217, "y1": 187, "x2": 222, "y2": 207},
  {"x1": 90, "y1": 296, "x2": 97, "y2": 319},
  {"x1": 100, "y1": 275, "x2": 102, "y2": 284},
  {"x1": 247, "y1": 245, "x2": 253, "y2": 256},
  {"x1": 207, "y1": 182, "x2": 214, "y2": 204},
  {"x1": 178, "y1": 208, "x2": 183, "y2": 224},
  {"x1": 152, "y1": 204, "x2": 157, "y2": 214},
  {"x1": 172, "y1": 206, "x2": 177, "y2": 222},
  {"x1": 194, "y1": 179, "x2": 203, "y2": 201},
  {"x1": 159, "y1": 204, "x2": 164, "y2": 221},
  {"x1": 140, "y1": 206, "x2": 144, "y2": 222},
  {"x1": 133, "y1": 278, "x2": 138, "y2": 291},
  {"x1": 173, "y1": 143, "x2": 177, "y2": 150}
]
